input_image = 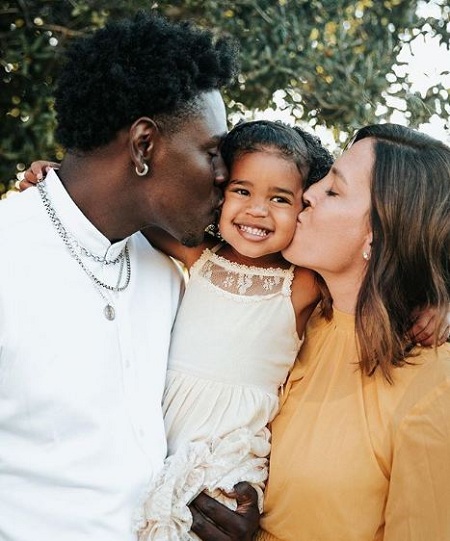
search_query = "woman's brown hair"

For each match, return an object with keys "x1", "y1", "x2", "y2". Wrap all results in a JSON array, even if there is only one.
[{"x1": 352, "y1": 124, "x2": 450, "y2": 382}]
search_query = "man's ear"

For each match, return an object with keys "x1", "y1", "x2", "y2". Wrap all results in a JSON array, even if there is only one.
[{"x1": 129, "y1": 117, "x2": 159, "y2": 176}]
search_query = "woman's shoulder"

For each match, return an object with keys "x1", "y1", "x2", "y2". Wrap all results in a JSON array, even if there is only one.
[
  {"x1": 379, "y1": 343, "x2": 450, "y2": 430},
  {"x1": 397, "y1": 343, "x2": 450, "y2": 388}
]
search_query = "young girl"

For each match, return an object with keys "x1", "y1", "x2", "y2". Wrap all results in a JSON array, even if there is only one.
[{"x1": 133, "y1": 120, "x2": 333, "y2": 540}]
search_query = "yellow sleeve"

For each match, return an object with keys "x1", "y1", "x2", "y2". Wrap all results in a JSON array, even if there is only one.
[{"x1": 384, "y1": 382, "x2": 450, "y2": 540}]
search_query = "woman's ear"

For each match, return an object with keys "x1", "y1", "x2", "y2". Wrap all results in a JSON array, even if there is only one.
[
  {"x1": 129, "y1": 117, "x2": 159, "y2": 176},
  {"x1": 362, "y1": 231, "x2": 373, "y2": 260}
]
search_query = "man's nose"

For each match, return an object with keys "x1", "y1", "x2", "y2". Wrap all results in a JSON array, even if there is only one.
[{"x1": 213, "y1": 153, "x2": 228, "y2": 186}]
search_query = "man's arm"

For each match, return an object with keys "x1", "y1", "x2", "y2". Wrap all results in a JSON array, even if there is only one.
[{"x1": 408, "y1": 305, "x2": 450, "y2": 346}]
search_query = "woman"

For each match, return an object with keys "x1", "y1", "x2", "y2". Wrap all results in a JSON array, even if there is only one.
[{"x1": 257, "y1": 123, "x2": 450, "y2": 541}]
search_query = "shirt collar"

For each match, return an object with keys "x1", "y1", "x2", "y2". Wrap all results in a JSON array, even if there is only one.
[{"x1": 43, "y1": 168, "x2": 129, "y2": 261}]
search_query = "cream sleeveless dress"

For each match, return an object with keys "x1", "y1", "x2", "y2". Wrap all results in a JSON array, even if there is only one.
[{"x1": 136, "y1": 245, "x2": 302, "y2": 540}]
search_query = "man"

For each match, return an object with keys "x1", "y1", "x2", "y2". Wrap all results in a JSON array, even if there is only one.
[{"x1": 0, "y1": 12, "x2": 257, "y2": 541}]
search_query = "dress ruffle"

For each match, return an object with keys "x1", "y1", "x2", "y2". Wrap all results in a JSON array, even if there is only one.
[{"x1": 134, "y1": 427, "x2": 270, "y2": 541}]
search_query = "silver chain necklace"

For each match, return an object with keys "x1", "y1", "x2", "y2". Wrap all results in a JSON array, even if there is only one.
[{"x1": 37, "y1": 181, "x2": 131, "y2": 321}]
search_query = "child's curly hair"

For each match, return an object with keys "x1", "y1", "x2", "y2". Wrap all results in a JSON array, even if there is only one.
[
  {"x1": 55, "y1": 12, "x2": 239, "y2": 151},
  {"x1": 220, "y1": 120, "x2": 333, "y2": 187}
]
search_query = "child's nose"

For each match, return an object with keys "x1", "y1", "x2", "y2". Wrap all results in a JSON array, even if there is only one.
[{"x1": 246, "y1": 203, "x2": 269, "y2": 217}]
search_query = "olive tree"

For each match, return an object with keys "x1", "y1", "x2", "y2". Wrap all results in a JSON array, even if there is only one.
[{"x1": 1, "y1": 0, "x2": 449, "y2": 192}]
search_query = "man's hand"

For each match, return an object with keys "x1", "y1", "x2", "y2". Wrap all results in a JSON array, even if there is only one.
[
  {"x1": 189, "y1": 482, "x2": 260, "y2": 541},
  {"x1": 409, "y1": 306, "x2": 450, "y2": 347}
]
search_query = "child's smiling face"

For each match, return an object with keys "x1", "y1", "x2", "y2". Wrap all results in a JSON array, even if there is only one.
[{"x1": 218, "y1": 150, "x2": 304, "y2": 263}]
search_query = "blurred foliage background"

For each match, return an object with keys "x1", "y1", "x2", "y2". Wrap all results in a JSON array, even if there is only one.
[{"x1": 1, "y1": 0, "x2": 449, "y2": 195}]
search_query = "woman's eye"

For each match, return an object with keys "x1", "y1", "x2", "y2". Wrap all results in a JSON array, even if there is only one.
[{"x1": 325, "y1": 189, "x2": 338, "y2": 197}]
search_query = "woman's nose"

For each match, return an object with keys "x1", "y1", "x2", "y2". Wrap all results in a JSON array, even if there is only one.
[
  {"x1": 302, "y1": 184, "x2": 317, "y2": 208},
  {"x1": 302, "y1": 188, "x2": 311, "y2": 208}
]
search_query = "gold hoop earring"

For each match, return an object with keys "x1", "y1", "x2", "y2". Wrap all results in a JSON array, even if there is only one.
[{"x1": 135, "y1": 162, "x2": 149, "y2": 177}]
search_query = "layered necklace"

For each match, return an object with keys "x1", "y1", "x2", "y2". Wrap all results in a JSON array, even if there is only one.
[{"x1": 37, "y1": 181, "x2": 131, "y2": 321}]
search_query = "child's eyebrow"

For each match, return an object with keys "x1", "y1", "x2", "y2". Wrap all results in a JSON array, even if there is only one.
[
  {"x1": 270, "y1": 186, "x2": 296, "y2": 197},
  {"x1": 228, "y1": 178, "x2": 250, "y2": 186},
  {"x1": 228, "y1": 179, "x2": 296, "y2": 197}
]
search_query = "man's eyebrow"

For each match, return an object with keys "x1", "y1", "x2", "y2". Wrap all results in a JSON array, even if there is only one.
[
  {"x1": 331, "y1": 165, "x2": 348, "y2": 184},
  {"x1": 206, "y1": 134, "x2": 227, "y2": 148}
]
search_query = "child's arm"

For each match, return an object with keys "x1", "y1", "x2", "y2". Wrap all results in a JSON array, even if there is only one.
[
  {"x1": 141, "y1": 227, "x2": 211, "y2": 270},
  {"x1": 290, "y1": 267, "x2": 322, "y2": 339},
  {"x1": 19, "y1": 160, "x2": 59, "y2": 190}
]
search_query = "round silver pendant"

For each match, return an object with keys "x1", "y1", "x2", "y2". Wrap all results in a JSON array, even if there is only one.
[{"x1": 104, "y1": 304, "x2": 115, "y2": 321}]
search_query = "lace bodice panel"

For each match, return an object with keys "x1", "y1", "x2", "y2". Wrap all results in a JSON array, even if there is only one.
[
  {"x1": 197, "y1": 256, "x2": 293, "y2": 298},
  {"x1": 167, "y1": 248, "x2": 302, "y2": 395}
]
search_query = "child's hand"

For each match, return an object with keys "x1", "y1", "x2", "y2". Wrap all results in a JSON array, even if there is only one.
[
  {"x1": 18, "y1": 160, "x2": 60, "y2": 191},
  {"x1": 409, "y1": 306, "x2": 450, "y2": 347}
]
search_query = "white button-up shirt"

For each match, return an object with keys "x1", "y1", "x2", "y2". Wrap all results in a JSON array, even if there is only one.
[{"x1": 0, "y1": 170, "x2": 184, "y2": 540}]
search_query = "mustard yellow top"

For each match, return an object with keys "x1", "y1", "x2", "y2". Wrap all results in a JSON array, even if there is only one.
[{"x1": 258, "y1": 308, "x2": 450, "y2": 541}]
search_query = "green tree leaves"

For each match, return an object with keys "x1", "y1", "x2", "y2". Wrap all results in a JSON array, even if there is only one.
[{"x1": 1, "y1": 0, "x2": 449, "y2": 192}]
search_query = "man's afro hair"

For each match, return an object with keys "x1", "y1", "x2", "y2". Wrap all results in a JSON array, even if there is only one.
[{"x1": 55, "y1": 11, "x2": 239, "y2": 151}]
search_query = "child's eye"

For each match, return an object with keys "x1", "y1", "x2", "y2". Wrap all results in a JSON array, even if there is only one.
[
  {"x1": 231, "y1": 188, "x2": 249, "y2": 196},
  {"x1": 271, "y1": 196, "x2": 290, "y2": 204},
  {"x1": 325, "y1": 189, "x2": 338, "y2": 197}
]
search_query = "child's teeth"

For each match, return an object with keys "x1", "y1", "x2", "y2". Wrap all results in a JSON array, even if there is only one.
[{"x1": 240, "y1": 225, "x2": 268, "y2": 237}]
